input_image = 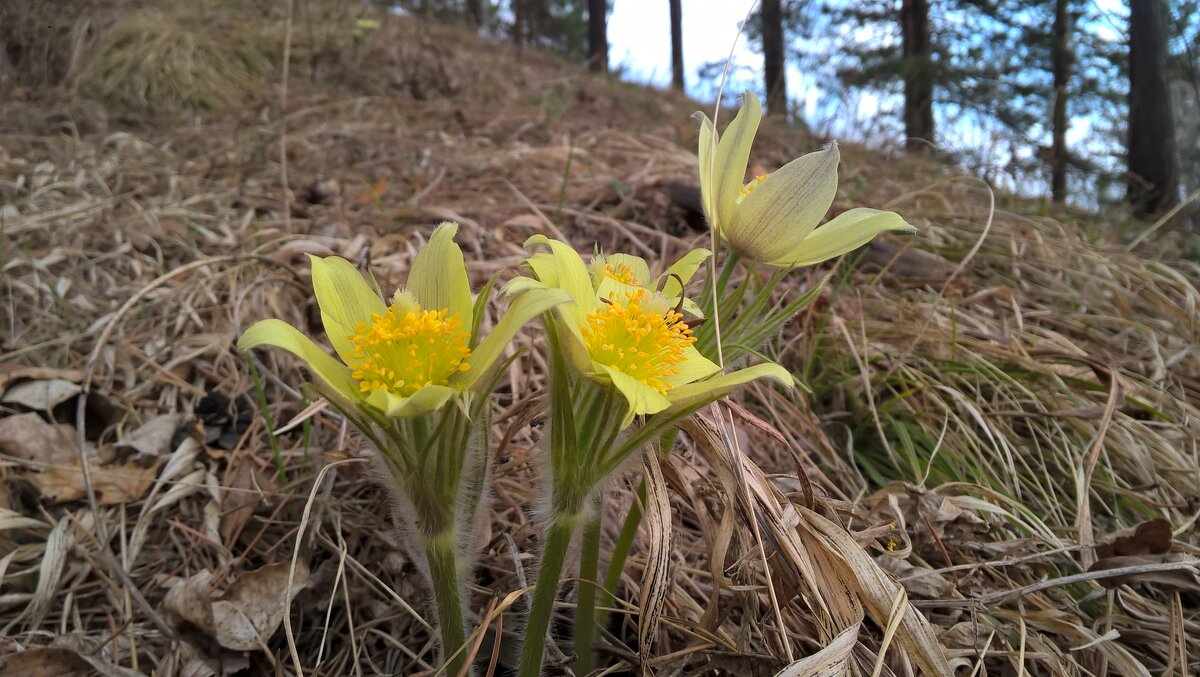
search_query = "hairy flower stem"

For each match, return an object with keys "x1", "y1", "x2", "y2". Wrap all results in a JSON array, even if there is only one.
[
  {"x1": 597, "y1": 478, "x2": 646, "y2": 629},
  {"x1": 520, "y1": 510, "x2": 582, "y2": 677},
  {"x1": 423, "y1": 532, "x2": 468, "y2": 676},
  {"x1": 573, "y1": 496, "x2": 604, "y2": 676}
]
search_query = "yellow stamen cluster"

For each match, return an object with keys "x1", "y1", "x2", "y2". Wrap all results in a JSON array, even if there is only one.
[
  {"x1": 581, "y1": 289, "x2": 695, "y2": 396},
  {"x1": 602, "y1": 262, "x2": 641, "y2": 286},
  {"x1": 739, "y1": 173, "x2": 770, "y2": 199},
  {"x1": 348, "y1": 305, "x2": 471, "y2": 397}
]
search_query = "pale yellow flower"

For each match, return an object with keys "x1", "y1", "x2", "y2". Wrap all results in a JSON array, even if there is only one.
[{"x1": 696, "y1": 91, "x2": 916, "y2": 269}]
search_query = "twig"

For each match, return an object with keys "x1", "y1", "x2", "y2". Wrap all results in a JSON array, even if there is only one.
[{"x1": 280, "y1": 0, "x2": 295, "y2": 231}]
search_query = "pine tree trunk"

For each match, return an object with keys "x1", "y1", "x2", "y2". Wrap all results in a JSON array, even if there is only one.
[
  {"x1": 1128, "y1": 0, "x2": 1179, "y2": 217},
  {"x1": 588, "y1": 0, "x2": 608, "y2": 73},
  {"x1": 901, "y1": 0, "x2": 934, "y2": 151},
  {"x1": 761, "y1": 0, "x2": 788, "y2": 118},
  {"x1": 466, "y1": 0, "x2": 484, "y2": 30},
  {"x1": 670, "y1": 0, "x2": 684, "y2": 91},
  {"x1": 512, "y1": 0, "x2": 526, "y2": 47},
  {"x1": 1050, "y1": 0, "x2": 1071, "y2": 203}
]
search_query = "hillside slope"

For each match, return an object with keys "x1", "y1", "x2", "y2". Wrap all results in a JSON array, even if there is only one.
[{"x1": 2, "y1": 6, "x2": 1198, "y2": 675}]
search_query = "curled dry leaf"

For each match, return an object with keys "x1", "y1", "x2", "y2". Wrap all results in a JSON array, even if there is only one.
[
  {"x1": 1, "y1": 379, "x2": 81, "y2": 411},
  {"x1": 161, "y1": 561, "x2": 312, "y2": 652},
  {"x1": 637, "y1": 447, "x2": 673, "y2": 660},
  {"x1": 0, "y1": 364, "x2": 82, "y2": 392},
  {"x1": 773, "y1": 622, "x2": 857, "y2": 677}
]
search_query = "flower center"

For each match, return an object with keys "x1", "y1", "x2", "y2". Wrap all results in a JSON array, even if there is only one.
[
  {"x1": 581, "y1": 289, "x2": 695, "y2": 396},
  {"x1": 347, "y1": 305, "x2": 471, "y2": 397},
  {"x1": 602, "y1": 262, "x2": 641, "y2": 286},
  {"x1": 738, "y1": 173, "x2": 770, "y2": 201}
]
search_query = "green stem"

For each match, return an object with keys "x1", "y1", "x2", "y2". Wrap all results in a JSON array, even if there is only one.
[
  {"x1": 715, "y1": 250, "x2": 742, "y2": 297},
  {"x1": 423, "y1": 532, "x2": 468, "y2": 676},
  {"x1": 597, "y1": 479, "x2": 645, "y2": 629},
  {"x1": 573, "y1": 499, "x2": 603, "y2": 676},
  {"x1": 520, "y1": 511, "x2": 582, "y2": 677}
]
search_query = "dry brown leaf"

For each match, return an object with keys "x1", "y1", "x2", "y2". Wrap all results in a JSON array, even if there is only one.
[
  {"x1": 0, "y1": 412, "x2": 81, "y2": 466},
  {"x1": 0, "y1": 364, "x2": 82, "y2": 391},
  {"x1": 0, "y1": 646, "x2": 145, "y2": 677},
  {"x1": 1, "y1": 379, "x2": 81, "y2": 411},
  {"x1": 116, "y1": 413, "x2": 186, "y2": 464},
  {"x1": 637, "y1": 447, "x2": 673, "y2": 662},
  {"x1": 800, "y1": 507, "x2": 952, "y2": 677},
  {"x1": 161, "y1": 561, "x2": 312, "y2": 652},
  {"x1": 219, "y1": 459, "x2": 278, "y2": 547},
  {"x1": 0, "y1": 413, "x2": 159, "y2": 503},
  {"x1": 1087, "y1": 555, "x2": 1200, "y2": 592},
  {"x1": 1095, "y1": 518, "x2": 1172, "y2": 559},
  {"x1": 33, "y1": 461, "x2": 160, "y2": 504},
  {"x1": 774, "y1": 622, "x2": 858, "y2": 676}
]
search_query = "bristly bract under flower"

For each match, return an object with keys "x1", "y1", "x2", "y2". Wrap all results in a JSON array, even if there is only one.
[
  {"x1": 696, "y1": 91, "x2": 917, "y2": 269},
  {"x1": 508, "y1": 235, "x2": 793, "y2": 426},
  {"x1": 238, "y1": 222, "x2": 568, "y2": 417}
]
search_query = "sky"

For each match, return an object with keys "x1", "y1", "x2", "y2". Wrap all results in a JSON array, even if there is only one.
[
  {"x1": 605, "y1": 0, "x2": 1107, "y2": 201},
  {"x1": 607, "y1": 0, "x2": 870, "y2": 136}
]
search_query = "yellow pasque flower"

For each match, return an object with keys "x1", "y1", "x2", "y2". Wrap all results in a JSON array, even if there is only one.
[
  {"x1": 586, "y1": 248, "x2": 710, "y2": 317},
  {"x1": 239, "y1": 222, "x2": 568, "y2": 417},
  {"x1": 510, "y1": 235, "x2": 792, "y2": 424},
  {"x1": 696, "y1": 91, "x2": 916, "y2": 269}
]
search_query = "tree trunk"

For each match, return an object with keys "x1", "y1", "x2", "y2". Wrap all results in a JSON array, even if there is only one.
[
  {"x1": 588, "y1": 0, "x2": 608, "y2": 73},
  {"x1": 670, "y1": 0, "x2": 684, "y2": 91},
  {"x1": 1127, "y1": 0, "x2": 1179, "y2": 217},
  {"x1": 900, "y1": 0, "x2": 934, "y2": 151},
  {"x1": 512, "y1": 0, "x2": 526, "y2": 47},
  {"x1": 1050, "y1": 0, "x2": 1071, "y2": 203},
  {"x1": 761, "y1": 0, "x2": 788, "y2": 117},
  {"x1": 466, "y1": 0, "x2": 484, "y2": 30}
]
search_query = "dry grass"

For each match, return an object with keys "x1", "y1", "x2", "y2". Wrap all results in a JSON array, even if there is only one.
[
  {"x1": 1, "y1": 6, "x2": 1198, "y2": 676},
  {"x1": 73, "y1": 9, "x2": 276, "y2": 114}
]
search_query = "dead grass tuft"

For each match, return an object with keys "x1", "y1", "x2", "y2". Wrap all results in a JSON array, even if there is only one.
[{"x1": 74, "y1": 9, "x2": 275, "y2": 114}]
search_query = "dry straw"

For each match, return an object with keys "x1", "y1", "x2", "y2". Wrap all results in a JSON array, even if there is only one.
[{"x1": 1, "y1": 5, "x2": 1197, "y2": 676}]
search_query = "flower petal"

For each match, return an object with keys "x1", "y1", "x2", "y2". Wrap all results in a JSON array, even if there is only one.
[
  {"x1": 367, "y1": 384, "x2": 456, "y2": 418},
  {"x1": 665, "y1": 362, "x2": 794, "y2": 414},
  {"x1": 407, "y1": 222, "x2": 473, "y2": 323},
  {"x1": 596, "y1": 364, "x2": 671, "y2": 425},
  {"x1": 309, "y1": 255, "x2": 387, "y2": 362},
  {"x1": 524, "y1": 235, "x2": 598, "y2": 322},
  {"x1": 729, "y1": 142, "x2": 840, "y2": 266},
  {"x1": 771, "y1": 208, "x2": 917, "y2": 268},
  {"x1": 663, "y1": 344, "x2": 721, "y2": 388},
  {"x1": 694, "y1": 111, "x2": 718, "y2": 225},
  {"x1": 238, "y1": 319, "x2": 359, "y2": 402},
  {"x1": 459, "y1": 287, "x2": 571, "y2": 391},
  {"x1": 659, "y1": 247, "x2": 711, "y2": 297},
  {"x1": 602, "y1": 253, "x2": 652, "y2": 288},
  {"x1": 714, "y1": 91, "x2": 762, "y2": 229}
]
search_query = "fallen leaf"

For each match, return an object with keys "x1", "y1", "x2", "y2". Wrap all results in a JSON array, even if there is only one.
[
  {"x1": 0, "y1": 646, "x2": 145, "y2": 677},
  {"x1": 219, "y1": 460, "x2": 278, "y2": 547},
  {"x1": 1087, "y1": 556, "x2": 1200, "y2": 592},
  {"x1": 161, "y1": 562, "x2": 312, "y2": 651},
  {"x1": 0, "y1": 364, "x2": 82, "y2": 391},
  {"x1": 1, "y1": 379, "x2": 81, "y2": 411},
  {"x1": 0, "y1": 412, "x2": 159, "y2": 503},
  {"x1": 116, "y1": 413, "x2": 187, "y2": 465},
  {"x1": 1095, "y1": 518, "x2": 1172, "y2": 559},
  {"x1": 0, "y1": 412, "x2": 81, "y2": 466},
  {"x1": 34, "y1": 461, "x2": 160, "y2": 504}
]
